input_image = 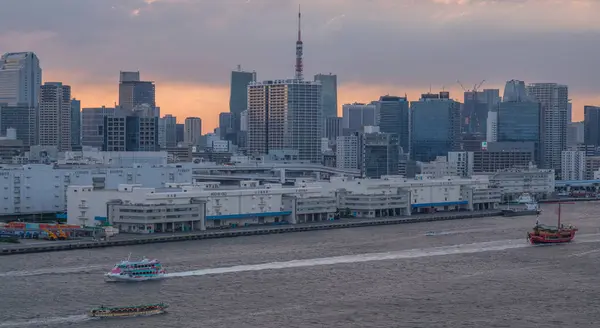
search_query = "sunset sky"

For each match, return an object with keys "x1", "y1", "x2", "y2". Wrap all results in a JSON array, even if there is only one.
[{"x1": 1, "y1": 0, "x2": 599, "y2": 131}]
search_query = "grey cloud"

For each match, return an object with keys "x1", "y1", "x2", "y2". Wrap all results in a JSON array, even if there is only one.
[{"x1": 0, "y1": 0, "x2": 599, "y2": 97}]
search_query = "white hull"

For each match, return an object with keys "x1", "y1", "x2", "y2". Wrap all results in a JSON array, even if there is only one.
[{"x1": 104, "y1": 273, "x2": 166, "y2": 282}]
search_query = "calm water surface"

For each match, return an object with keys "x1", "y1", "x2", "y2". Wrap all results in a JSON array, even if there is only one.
[{"x1": 1, "y1": 202, "x2": 600, "y2": 328}]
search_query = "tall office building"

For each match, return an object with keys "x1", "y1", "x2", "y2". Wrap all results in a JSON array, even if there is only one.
[
  {"x1": 247, "y1": 79, "x2": 322, "y2": 162},
  {"x1": 410, "y1": 91, "x2": 461, "y2": 162},
  {"x1": 567, "y1": 122, "x2": 584, "y2": 148},
  {"x1": 567, "y1": 101, "x2": 573, "y2": 123},
  {"x1": 377, "y1": 96, "x2": 410, "y2": 154},
  {"x1": 526, "y1": 83, "x2": 568, "y2": 171},
  {"x1": 118, "y1": 71, "x2": 156, "y2": 112},
  {"x1": 584, "y1": 106, "x2": 600, "y2": 148},
  {"x1": 218, "y1": 112, "x2": 234, "y2": 141},
  {"x1": 462, "y1": 89, "x2": 500, "y2": 135},
  {"x1": 81, "y1": 106, "x2": 121, "y2": 148},
  {"x1": 341, "y1": 103, "x2": 377, "y2": 135},
  {"x1": 158, "y1": 114, "x2": 177, "y2": 149},
  {"x1": 360, "y1": 126, "x2": 400, "y2": 178},
  {"x1": 229, "y1": 67, "x2": 256, "y2": 143},
  {"x1": 314, "y1": 73, "x2": 338, "y2": 136},
  {"x1": 503, "y1": 80, "x2": 531, "y2": 102},
  {"x1": 0, "y1": 52, "x2": 42, "y2": 107},
  {"x1": 497, "y1": 80, "x2": 541, "y2": 164},
  {"x1": 70, "y1": 98, "x2": 81, "y2": 149},
  {"x1": 0, "y1": 103, "x2": 36, "y2": 146},
  {"x1": 325, "y1": 117, "x2": 342, "y2": 141},
  {"x1": 184, "y1": 117, "x2": 202, "y2": 145},
  {"x1": 38, "y1": 82, "x2": 72, "y2": 151},
  {"x1": 175, "y1": 123, "x2": 184, "y2": 143},
  {"x1": 103, "y1": 108, "x2": 159, "y2": 151}
]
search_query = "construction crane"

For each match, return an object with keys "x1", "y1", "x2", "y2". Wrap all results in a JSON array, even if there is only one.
[{"x1": 456, "y1": 79, "x2": 486, "y2": 93}]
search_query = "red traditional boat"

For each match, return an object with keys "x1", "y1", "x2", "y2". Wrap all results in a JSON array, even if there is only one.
[{"x1": 527, "y1": 202, "x2": 577, "y2": 244}]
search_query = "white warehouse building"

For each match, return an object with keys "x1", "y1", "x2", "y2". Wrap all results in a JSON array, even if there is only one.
[
  {"x1": 0, "y1": 164, "x2": 193, "y2": 217},
  {"x1": 67, "y1": 180, "x2": 338, "y2": 232},
  {"x1": 67, "y1": 174, "x2": 502, "y2": 233}
]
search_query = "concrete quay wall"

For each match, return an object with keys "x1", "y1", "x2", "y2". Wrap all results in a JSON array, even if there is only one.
[{"x1": 1, "y1": 211, "x2": 503, "y2": 256}]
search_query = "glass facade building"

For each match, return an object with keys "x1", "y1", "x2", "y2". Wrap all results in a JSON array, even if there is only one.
[
  {"x1": 410, "y1": 93, "x2": 461, "y2": 162},
  {"x1": 377, "y1": 96, "x2": 410, "y2": 154},
  {"x1": 497, "y1": 101, "x2": 541, "y2": 163}
]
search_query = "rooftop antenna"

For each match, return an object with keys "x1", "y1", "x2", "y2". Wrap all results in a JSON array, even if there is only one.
[
  {"x1": 237, "y1": 64, "x2": 241, "y2": 71},
  {"x1": 294, "y1": 4, "x2": 303, "y2": 80}
]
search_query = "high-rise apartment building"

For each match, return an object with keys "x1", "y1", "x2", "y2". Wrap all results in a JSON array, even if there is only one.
[
  {"x1": 336, "y1": 134, "x2": 359, "y2": 170},
  {"x1": 38, "y1": 82, "x2": 72, "y2": 151},
  {"x1": 118, "y1": 71, "x2": 156, "y2": 112},
  {"x1": 526, "y1": 83, "x2": 568, "y2": 171},
  {"x1": 341, "y1": 103, "x2": 377, "y2": 135},
  {"x1": 158, "y1": 114, "x2": 177, "y2": 149},
  {"x1": 314, "y1": 73, "x2": 338, "y2": 136},
  {"x1": 0, "y1": 52, "x2": 42, "y2": 107},
  {"x1": 70, "y1": 98, "x2": 81, "y2": 149},
  {"x1": 184, "y1": 117, "x2": 202, "y2": 145},
  {"x1": 486, "y1": 110, "x2": 498, "y2": 142},
  {"x1": 377, "y1": 96, "x2": 410, "y2": 154},
  {"x1": 561, "y1": 150, "x2": 586, "y2": 181},
  {"x1": 410, "y1": 91, "x2": 461, "y2": 162},
  {"x1": 247, "y1": 79, "x2": 322, "y2": 162}
]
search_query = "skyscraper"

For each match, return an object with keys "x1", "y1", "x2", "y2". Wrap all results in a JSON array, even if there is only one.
[
  {"x1": 70, "y1": 98, "x2": 81, "y2": 149},
  {"x1": 377, "y1": 96, "x2": 410, "y2": 154},
  {"x1": 158, "y1": 114, "x2": 177, "y2": 149},
  {"x1": 184, "y1": 117, "x2": 202, "y2": 145},
  {"x1": 0, "y1": 52, "x2": 42, "y2": 107},
  {"x1": 218, "y1": 112, "x2": 234, "y2": 141},
  {"x1": 462, "y1": 89, "x2": 500, "y2": 135},
  {"x1": 410, "y1": 91, "x2": 461, "y2": 162},
  {"x1": 584, "y1": 106, "x2": 600, "y2": 147},
  {"x1": 247, "y1": 79, "x2": 322, "y2": 162},
  {"x1": 0, "y1": 103, "x2": 36, "y2": 146},
  {"x1": 341, "y1": 103, "x2": 377, "y2": 134},
  {"x1": 81, "y1": 106, "x2": 120, "y2": 149},
  {"x1": 229, "y1": 67, "x2": 256, "y2": 144},
  {"x1": 38, "y1": 82, "x2": 72, "y2": 151},
  {"x1": 314, "y1": 73, "x2": 338, "y2": 118},
  {"x1": 526, "y1": 83, "x2": 568, "y2": 171},
  {"x1": 118, "y1": 71, "x2": 156, "y2": 112}
]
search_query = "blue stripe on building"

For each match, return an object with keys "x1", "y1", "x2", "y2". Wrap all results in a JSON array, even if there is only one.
[
  {"x1": 411, "y1": 201, "x2": 467, "y2": 208},
  {"x1": 206, "y1": 211, "x2": 292, "y2": 220}
]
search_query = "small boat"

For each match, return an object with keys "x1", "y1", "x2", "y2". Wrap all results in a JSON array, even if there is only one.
[
  {"x1": 516, "y1": 193, "x2": 534, "y2": 204},
  {"x1": 105, "y1": 254, "x2": 167, "y2": 282},
  {"x1": 502, "y1": 202, "x2": 541, "y2": 217},
  {"x1": 527, "y1": 202, "x2": 577, "y2": 244},
  {"x1": 425, "y1": 231, "x2": 436, "y2": 236},
  {"x1": 88, "y1": 303, "x2": 168, "y2": 318}
]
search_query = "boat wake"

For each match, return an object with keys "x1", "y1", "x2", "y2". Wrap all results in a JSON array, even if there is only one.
[
  {"x1": 167, "y1": 239, "x2": 527, "y2": 278},
  {"x1": 0, "y1": 314, "x2": 94, "y2": 327},
  {"x1": 167, "y1": 234, "x2": 600, "y2": 278},
  {"x1": 0, "y1": 265, "x2": 105, "y2": 278}
]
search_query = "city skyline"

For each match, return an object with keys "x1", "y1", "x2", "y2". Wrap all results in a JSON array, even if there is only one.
[{"x1": 1, "y1": 0, "x2": 599, "y2": 130}]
